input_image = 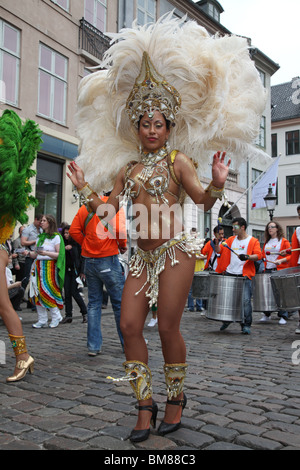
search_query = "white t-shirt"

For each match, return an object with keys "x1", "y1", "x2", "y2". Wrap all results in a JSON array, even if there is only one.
[
  {"x1": 6, "y1": 267, "x2": 13, "y2": 286},
  {"x1": 265, "y1": 237, "x2": 281, "y2": 269},
  {"x1": 226, "y1": 235, "x2": 251, "y2": 275},
  {"x1": 37, "y1": 235, "x2": 60, "y2": 260}
]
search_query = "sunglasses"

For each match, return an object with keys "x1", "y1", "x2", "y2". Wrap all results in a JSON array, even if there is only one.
[{"x1": 268, "y1": 225, "x2": 277, "y2": 229}]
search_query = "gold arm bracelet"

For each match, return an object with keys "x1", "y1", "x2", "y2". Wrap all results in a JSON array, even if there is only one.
[
  {"x1": 205, "y1": 181, "x2": 224, "y2": 200},
  {"x1": 78, "y1": 183, "x2": 96, "y2": 201}
]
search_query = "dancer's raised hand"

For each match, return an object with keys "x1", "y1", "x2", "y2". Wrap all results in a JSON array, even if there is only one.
[
  {"x1": 211, "y1": 151, "x2": 231, "y2": 188},
  {"x1": 67, "y1": 160, "x2": 86, "y2": 190}
]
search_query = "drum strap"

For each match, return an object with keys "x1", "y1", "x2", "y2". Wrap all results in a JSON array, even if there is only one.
[{"x1": 209, "y1": 253, "x2": 218, "y2": 269}]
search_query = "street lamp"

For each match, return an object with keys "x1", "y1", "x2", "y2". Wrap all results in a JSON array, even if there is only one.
[{"x1": 263, "y1": 184, "x2": 277, "y2": 221}]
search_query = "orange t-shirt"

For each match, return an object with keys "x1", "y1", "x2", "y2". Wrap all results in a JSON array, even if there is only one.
[
  {"x1": 216, "y1": 235, "x2": 262, "y2": 279},
  {"x1": 69, "y1": 197, "x2": 127, "y2": 258}
]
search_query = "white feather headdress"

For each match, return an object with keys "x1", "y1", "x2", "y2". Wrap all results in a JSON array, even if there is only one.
[{"x1": 75, "y1": 14, "x2": 268, "y2": 193}]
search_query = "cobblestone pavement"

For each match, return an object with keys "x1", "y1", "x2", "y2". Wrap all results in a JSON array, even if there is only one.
[{"x1": 1, "y1": 292, "x2": 300, "y2": 451}]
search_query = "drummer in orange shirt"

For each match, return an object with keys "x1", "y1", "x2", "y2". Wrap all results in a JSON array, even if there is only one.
[
  {"x1": 281, "y1": 205, "x2": 300, "y2": 334},
  {"x1": 202, "y1": 225, "x2": 225, "y2": 272},
  {"x1": 215, "y1": 217, "x2": 262, "y2": 335}
]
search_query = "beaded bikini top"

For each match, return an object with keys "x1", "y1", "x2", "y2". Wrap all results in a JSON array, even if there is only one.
[{"x1": 119, "y1": 149, "x2": 183, "y2": 205}]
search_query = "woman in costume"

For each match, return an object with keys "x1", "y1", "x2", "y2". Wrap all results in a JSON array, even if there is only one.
[
  {"x1": 30, "y1": 214, "x2": 65, "y2": 329},
  {"x1": 0, "y1": 109, "x2": 42, "y2": 382},
  {"x1": 67, "y1": 16, "x2": 267, "y2": 442}
]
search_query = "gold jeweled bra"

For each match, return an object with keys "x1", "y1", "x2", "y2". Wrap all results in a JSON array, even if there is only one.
[{"x1": 119, "y1": 147, "x2": 181, "y2": 205}]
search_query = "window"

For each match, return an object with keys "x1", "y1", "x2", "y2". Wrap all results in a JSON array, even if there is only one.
[
  {"x1": 38, "y1": 44, "x2": 68, "y2": 125},
  {"x1": 286, "y1": 130, "x2": 299, "y2": 155},
  {"x1": 85, "y1": 0, "x2": 107, "y2": 32},
  {"x1": 137, "y1": 0, "x2": 156, "y2": 25},
  {"x1": 208, "y1": 3, "x2": 220, "y2": 22},
  {"x1": 271, "y1": 133, "x2": 278, "y2": 158},
  {"x1": 252, "y1": 230, "x2": 264, "y2": 248},
  {"x1": 286, "y1": 175, "x2": 300, "y2": 204},
  {"x1": 36, "y1": 156, "x2": 63, "y2": 223},
  {"x1": 287, "y1": 226, "x2": 298, "y2": 242},
  {"x1": 252, "y1": 168, "x2": 262, "y2": 183},
  {"x1": 257, "y1": 69, "x2": 266, "y2": 87},
  {"x1": 51, "y1": 0, "x2": 69, "y2": 11},
  {"x1": 0, "y1": 20, "x2": 20, "y2": 106},
  {"x1": 227, "y1": 169, "x2": 238, "y2": 184},
  {"x1": 255, "y1": 116, "x2": 266, "y2": 148}
]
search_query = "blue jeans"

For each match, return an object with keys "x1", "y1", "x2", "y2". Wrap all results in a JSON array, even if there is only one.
[
  {"x1": 84, "y1": 255, "x2": 125, "y2": 352},
  {"x1": 188, "y1": 286, "x2": 203, "y2": 311},
  {"x1": 225, "y1": 273, "x2": 252, "y2": 327},
  {"x1": 242, "y1": 277, "x2": 252, "y2": 327}
]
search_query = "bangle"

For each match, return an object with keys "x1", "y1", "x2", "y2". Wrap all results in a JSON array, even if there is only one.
[
  {"x1": 78, "y1": 183, "x2": 96, "y2": 202},
  {"x1": 205, "y1": 181, "x2": 224, "y2": 200}
]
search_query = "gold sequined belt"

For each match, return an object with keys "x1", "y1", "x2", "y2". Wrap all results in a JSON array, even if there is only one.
[{"x1": 129, "y1": 233, "x2": 191, "y2": 307}]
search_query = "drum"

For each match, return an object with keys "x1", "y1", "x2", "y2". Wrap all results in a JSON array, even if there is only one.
[
  {"x1": 253, "y1": 273, "x2": 277, "y2": 312},
  {"x1": 192, "y1": 271, "x2": 210, "y2": 299},
  {"x1": 270, "y1": 267, "x2": 300, "y2": 310},
  {"x1": 206, "y1": 273, "x2": 245, "y2": 322}
]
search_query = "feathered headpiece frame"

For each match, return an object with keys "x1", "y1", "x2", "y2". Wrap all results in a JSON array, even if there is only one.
[
  {"x1": 75, "y1": 13, "x2": 268, "y2": 193},
  {"x1": 0, "y1": 109, "x2": 42, "y2": 243},
  {"x1": 126, "y1": 51, "x2": 181, "y2": 127}
]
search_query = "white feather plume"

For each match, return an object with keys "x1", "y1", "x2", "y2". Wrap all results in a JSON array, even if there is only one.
[{"x1": 75, "y1": 14, "x2": 268, "y2": 193}]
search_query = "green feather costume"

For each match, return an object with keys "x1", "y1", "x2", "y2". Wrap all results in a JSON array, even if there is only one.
[{"x1": 0, "y1": 109, "x2": 42, "y2": 244}]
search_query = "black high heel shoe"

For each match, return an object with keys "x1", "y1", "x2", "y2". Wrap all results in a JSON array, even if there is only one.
[
  {"x1": 130, "y1": 399, "x2": 158, "y2": 443},
  {"x1": 157, "y1": 393, "x2": 187, "y2": 436}
]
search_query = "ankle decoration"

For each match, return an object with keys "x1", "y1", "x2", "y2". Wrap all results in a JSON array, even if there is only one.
[
  {"x1": 8, "y1": 335, "x2": 28, "y2": 356},
  {"x1": 107, "y1": 360, "x2": 152, "y2": 401},
  {"x1": 164, "y1": 363, "x2": 188, "y2": 399}
]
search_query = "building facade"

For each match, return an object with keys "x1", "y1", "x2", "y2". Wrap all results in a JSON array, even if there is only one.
[
  {"x1": 271, "y1": 77, "x2": 300, "y2": 240},
  {"x1": 0, "y1": 0, "x2": 279, "y2": 242}
]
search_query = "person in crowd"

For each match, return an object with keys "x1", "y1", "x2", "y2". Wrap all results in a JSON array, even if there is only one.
[
  {"x1": 13, "y1": 226, "x2": 26, "y2": 284},
  {"x1": 147, "y1": 304, "x2": 158, "y2": 327},
  {"x1": 281, "y1": 205, "x2": 300, "y2": 334},
  {"x1": 260, "y1": 221, "x2": 291, "y2": 324},
  {"x1": 6, "y1": 255, "x2": 25, "y2": 313},
  {"x1": 202, "y1": 225, "x2": 225, "y2": 271},
  {"x1": 30, "y1": 215, "x2": 65, "y2": 329},
  {"x1": 187, "y1": 228, "x2": 205, "y2": 312},
  {"x1": 61, "y1": 225, "x2": 87, "y2": 324},
  {"x1": 21, "y1": 214, "x2": 42, "y2": 309},
  {"x1": 216, "y1": 217, "x2": 262, "y2": 334},
  {"x1": 69, "y1": 195, "x2": 127, "y2": 356}
]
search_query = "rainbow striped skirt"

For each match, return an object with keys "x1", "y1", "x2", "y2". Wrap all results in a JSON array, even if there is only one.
[{"x1": 33, "y1": 259, "x2": 63, "y2": 310}]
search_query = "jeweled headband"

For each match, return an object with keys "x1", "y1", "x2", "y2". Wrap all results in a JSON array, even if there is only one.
[{"x1": 126, "y1": 51, "x2": 181, "y2": 128}]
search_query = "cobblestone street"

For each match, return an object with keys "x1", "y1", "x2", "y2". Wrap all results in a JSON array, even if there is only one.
[{"x1": 1, "y1": 295, "x2": 300, "y2": 451}]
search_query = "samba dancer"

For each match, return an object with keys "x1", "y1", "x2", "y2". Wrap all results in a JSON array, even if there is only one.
[
  {"x1": 0, "y1": 109, "x2": 41, "y2": 382},
  {"x1": 67, "y1": 16, "x2": 266, "y2": 442}
]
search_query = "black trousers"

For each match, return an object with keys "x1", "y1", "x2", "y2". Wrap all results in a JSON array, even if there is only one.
[
  {"x1": 64, "y1": 268, "x2": 87, "y2": 317},
  {"x1": 10, "y1": 287, "x2": 25, "y2": 310}
]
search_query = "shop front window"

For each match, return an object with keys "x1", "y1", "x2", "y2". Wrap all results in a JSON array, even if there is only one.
[{"x1": 35, "y1": 156, "x2": 63, "y2": 223}]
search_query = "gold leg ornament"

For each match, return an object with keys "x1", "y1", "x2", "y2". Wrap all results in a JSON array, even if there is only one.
[
  {"x1": 158, "y1": 363, "x2": 188, "y2": 436},
  {"x1": 8, "y1": 334, "x2": 27, "y2": 355},
  {"x1": 6, "y1": 335, "x2": 34, "y2": 383},
  {"x1": 107, "y1": 360, "x2": 152, "y2": 401},
  {"x1": 107, "y1": 361, "x2": 157, "y2": 443},
  {"x1": 164, "y1": 363, "x2": 188, "y2": 399}
]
